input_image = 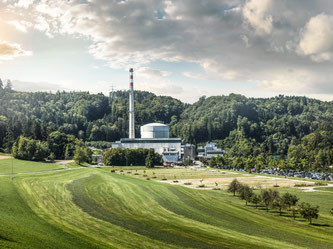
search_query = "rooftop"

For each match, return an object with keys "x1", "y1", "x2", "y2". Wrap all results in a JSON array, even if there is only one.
[{"x1": 142, "y1": 123, "x2": 168, "y2": 127}]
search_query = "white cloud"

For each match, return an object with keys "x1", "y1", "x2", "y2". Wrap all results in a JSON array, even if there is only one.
[
  {"x1": 298, "y1": 13, "x2": 333, "y2": 62},
  {"x1": 0, "y1": 40, "x2": 32, "y2": 60},
  {"x1": 7, "y1": 20, "x2": 32, "y2": 32},
  {"x1": 242, "y1": 0, "x2": 273, "y2": 35}
]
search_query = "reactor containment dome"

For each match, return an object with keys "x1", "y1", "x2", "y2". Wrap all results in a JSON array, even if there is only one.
[{"x1": 140, "y1": 123, "x2": 170, "y2": 139}]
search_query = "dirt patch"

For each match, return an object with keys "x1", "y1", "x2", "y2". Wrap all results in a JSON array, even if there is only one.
[
  {"x1": 0, "y1": 156, "x2": 10, "y2": 160},
  {"x1": 159, "y1": 175, "x2": 320, "y2": 191}
]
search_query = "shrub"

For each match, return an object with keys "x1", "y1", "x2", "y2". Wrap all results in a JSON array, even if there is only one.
[
  {"x1": 111, "y1": 169, "x2": 116, "y2": 173},
  {"x1": 314, "y1": 182, "x2": 328, "y2": 186},
  {"x1": 184, "y1": 182, "x2": 192, "y2": 185},
  {"x1": 294, "y1": 183, "x2": 312, "y2": 187},
  {"x1": 198, "y1": 184, "x2": 205, "y2": 188}
]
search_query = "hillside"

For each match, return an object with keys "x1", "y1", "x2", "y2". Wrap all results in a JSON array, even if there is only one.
[
  {"x1": 1, "y1": 167, "x2": 332, "y2": 249},
  {"x1": 1, "y1": 88, "x2": 333, "y2": 170}
]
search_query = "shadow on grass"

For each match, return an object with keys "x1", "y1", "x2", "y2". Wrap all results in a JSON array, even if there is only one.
[
  {"x1": 0, "y1": 234, "x2": 15, "y2": 242},
  {"x1": 310, "y1": 223, "x2": 330, "y2": 227}
]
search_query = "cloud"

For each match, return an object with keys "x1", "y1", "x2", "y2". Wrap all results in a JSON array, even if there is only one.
[
  {"x1": 298, "y1": 13, "x2": 333, "y2": 62},
  {"x1": 3, "y1": 0, "x2": 333, "y2": 100},
  {"x1": 7, "y1": 20, "x2": 32, "y2": 32},
  {"x1": 242, "y1": 0, "x2": 273, "y2": 35},
  {"x1": 12, "y1": 80, "x2": 69, "y2": 92},
  {"x1": 0, "y1": 41, "x2": 32, "y2": 60},
  {"x1": 136, "y1": 67, "x2": 171, "y2": 78}
]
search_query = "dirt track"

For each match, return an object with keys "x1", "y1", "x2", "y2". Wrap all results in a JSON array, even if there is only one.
[{"x1": 0, "y1": 156, "x2": 11, "y2": 160}]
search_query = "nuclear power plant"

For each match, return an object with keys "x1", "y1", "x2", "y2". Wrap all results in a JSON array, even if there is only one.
[{"x1": 112, "y1": 68, "x2": 182, "y2": 163}]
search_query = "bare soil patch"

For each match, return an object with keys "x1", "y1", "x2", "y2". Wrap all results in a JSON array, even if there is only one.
[{"x1": 0, "y1": 156, "x2": 11, "y2": 160}]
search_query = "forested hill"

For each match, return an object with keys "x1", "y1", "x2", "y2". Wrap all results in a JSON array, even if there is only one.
[
  {"x1": 0, "y1": 88, "x2": 186, "y2": 150},
  {"x1": 172, "y1": 94, "x2": 333, "y2": 156},
  {"x1": 1, "y1": 88, "x2": 333, "y2": 160}
]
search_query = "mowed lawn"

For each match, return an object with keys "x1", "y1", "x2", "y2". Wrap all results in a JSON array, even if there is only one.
[
  {"x1": 0, "y1": 158, "x2": 64, "y2": 174},
  {"x1": 0, "y1": 168, "x2": 332, "y2": 249}
]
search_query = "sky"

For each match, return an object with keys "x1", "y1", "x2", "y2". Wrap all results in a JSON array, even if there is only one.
[{"x1": 1, "y1": 0, "x2": 333, "y2": 103}]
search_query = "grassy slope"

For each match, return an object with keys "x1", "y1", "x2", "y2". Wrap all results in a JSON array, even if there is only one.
[
  {"x1": 314, "y1": 187, "x2": 333, "y2": 192},
  {"x1": 0, "y1": 168, "x2": 330, "y2": 248},
  {"x1": 0, "y1": 159, "x2": 64, "y2": 174}
]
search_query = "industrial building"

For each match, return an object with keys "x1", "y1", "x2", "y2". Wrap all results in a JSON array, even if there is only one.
[
  {"x1": 112, "y1": 69, "x2": 182, "y2": 163},
  {"x1": 197, "y1": 143, "x2": 224, "y2": 159}
]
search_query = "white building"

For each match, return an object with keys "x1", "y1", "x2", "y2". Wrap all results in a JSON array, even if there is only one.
[
  {"x1": 113, "y1": 123, "x2": 181, "y2": 162},
  {"x1": 197, "y1": 142, "x2": 224, "y2": 159}
]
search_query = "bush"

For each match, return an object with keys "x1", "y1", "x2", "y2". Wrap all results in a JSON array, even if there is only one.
[
  {"x1": 314, "y1": 182, "x2": 328, "y2": 186},
  {"x1": 111, "y1": 169, "x2": 116, "y2": 173},
  {"x1": 198, "y1": 184, "x2": 205, "y2": 188},
  {"x1": 102, "y1": 148, "x2": 162, "y2": 166},
  {"x1": 184, "y1": 182, "x2": 192, "y2": 185},
  {"x1": 12, "y1": 136, "x2": 49, "y2": 161}
]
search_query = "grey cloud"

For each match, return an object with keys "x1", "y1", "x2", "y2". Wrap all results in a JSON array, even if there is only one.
[{"x1": 3, "y1": 0, "x2": 333, "y2": 97}]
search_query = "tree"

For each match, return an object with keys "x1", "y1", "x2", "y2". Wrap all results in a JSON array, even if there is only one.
[
  {"x1": 209, "y1": 156, "x2": 217, "y2": 167},
  {"x1": 49, "y1": 152, "x2": 56, "y2": 162},
  {"x1": 185, "y1": 158, "x2": 193, "y2": 166},
  {"x1": 251, "y1": 194, "x2": 260, "y2": 208},
  {"x1": 238, "y1": 184, "x2": 254, "y2": 205},
  {"x1": 260, "y1": 189, "x2": 279, "y2": 211},
  {"x1": 73, "y1": 146, "x2": 89, "y2": 165},
  {"x1": 5, "y1": 79, "x2": 12, "y2": 90},
  {"x1": 282, "y1": 193, "x2": 299, "y2": 209},
  {"x1": 273, "y1": 196, "x2": 286, "y2": 216},
  {"x1": 145, "y1": 149, "x2": 155, "y2": 168},
  {"x1": 299, "y1": 202, "x2": 319, "y2": 224},
  {"x1": 0, "y1": 78, "x2": 3, "y2": 89},
  {"x1": 289, "y1": 206, "x2": 299, "y2": 220},
  {"x1": 216, "y1": 155, "x2": 224, "y2": 168},
  {"x1": 228, "y1": 179, "x2": 242, "y2": 196}
]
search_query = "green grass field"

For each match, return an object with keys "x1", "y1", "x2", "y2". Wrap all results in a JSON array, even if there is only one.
[
  {"x1": 0, "y1": 158, "x2": 64, "y2": 174},
  {"x1": 0, "y1": 165, "x2": 332, "y2": 249}
]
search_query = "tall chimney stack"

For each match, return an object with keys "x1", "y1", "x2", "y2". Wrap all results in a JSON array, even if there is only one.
[{"x1": 129, "y1": 68, "x2": 135, "y2": 139}]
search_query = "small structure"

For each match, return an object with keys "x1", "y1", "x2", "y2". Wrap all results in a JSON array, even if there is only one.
[
  {"x1": 197, "y1": 142, "x2": 224, "y2": 159},
  {"x1": 91, "y1": 154, "x2": 102, "y2": 163},
  {"x1": 181, "y1": 144, "x2": 196, "y2": 161}
]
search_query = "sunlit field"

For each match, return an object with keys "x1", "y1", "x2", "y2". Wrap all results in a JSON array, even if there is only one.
[
  {"x1": 0, "y1": 164, "x2": 332, "y2": 249},
  {"x1": 0, "y1": 158, "x2": 64, "y2": 174}
]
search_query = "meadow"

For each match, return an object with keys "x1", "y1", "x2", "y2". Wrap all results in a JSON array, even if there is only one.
[
  {"x1": 0, "y1": 163, "x2": 332, "y2": 248},
  {"x1": 0, "y1": 158, "x2": 64, "y2": 174}
]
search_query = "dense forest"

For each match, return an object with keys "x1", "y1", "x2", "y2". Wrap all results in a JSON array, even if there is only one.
[{"x1": 0, "y1": 84, "x2": 333, "y2": 171}]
